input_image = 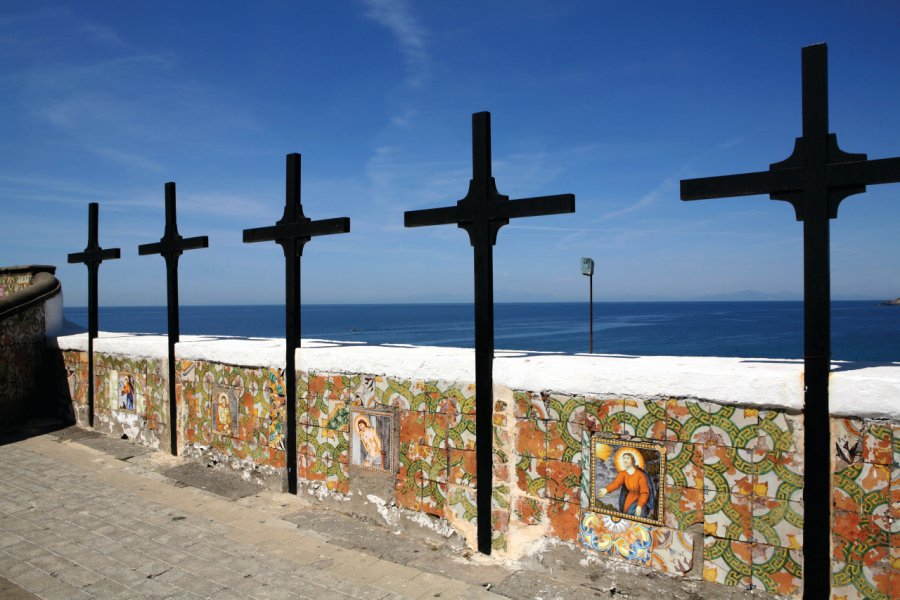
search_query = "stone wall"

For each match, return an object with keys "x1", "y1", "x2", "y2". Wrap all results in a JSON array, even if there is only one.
[
  {"x1": 1, "y1": 265, "x2": 61, "y2": 425},
  {"x1": 52, "y1": 335, "x2": 900, "y2": 599}
]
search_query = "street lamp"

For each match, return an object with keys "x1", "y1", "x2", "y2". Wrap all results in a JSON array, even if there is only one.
[{"x1": 581, "y1": 257, "x2": 594, "y2": 353}]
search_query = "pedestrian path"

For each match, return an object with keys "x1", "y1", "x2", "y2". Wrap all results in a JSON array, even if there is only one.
[{"x1": 0, "y1": 431, "x2": 501, "y2": 600}]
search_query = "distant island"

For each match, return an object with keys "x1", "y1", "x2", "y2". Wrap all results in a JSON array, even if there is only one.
[{"x1": 881, "y1": 298, "x2": 900, "y2": 306}]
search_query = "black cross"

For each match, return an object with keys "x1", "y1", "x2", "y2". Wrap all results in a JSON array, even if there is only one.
[
  {"x1": 243, "y1": 153, "x2": 350, "y2": 494},
  {"x1": 681, "y1": 43, "x2": 900, "y2": 598},
  {"x1": 67, "y1": 202, "x2": 121, "y2": 427},
  {"x1": 405, "y1": 112, "x2": 575, "y2": 555},
  {"x1": 138, "y1": 182, "x2": 209, "y2": 456}
]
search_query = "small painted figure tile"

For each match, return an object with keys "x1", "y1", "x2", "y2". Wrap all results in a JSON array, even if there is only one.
[
  {"x1": 118, "y1": 374, "x2": 136, "y2": 411},
  {"x1": 213, "y1": 386, "x2": 239, "y2": 436},
  {"x1": 349, "y1": 408, "x2": 394, "y2": 473},
  {"x1": 591, "y1": 435, "x2": 666, "y2": 527}
]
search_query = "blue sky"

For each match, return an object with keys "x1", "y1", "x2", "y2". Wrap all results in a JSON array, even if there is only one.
[{"x1": 2, "y1": 1, "x2": 899, "y2": 305}]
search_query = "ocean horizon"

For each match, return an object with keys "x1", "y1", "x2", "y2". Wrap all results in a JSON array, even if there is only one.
[{"x1": 62, "y1": 301, "x2": 900, "y2": 362}]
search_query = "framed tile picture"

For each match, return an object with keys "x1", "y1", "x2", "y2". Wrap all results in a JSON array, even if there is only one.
[
  {"x1": 590, "y1": 435, "x2": 666, "y2": 527},
  {"x1": 349, "y1": 407, "x2": 394, "y2": 473}
]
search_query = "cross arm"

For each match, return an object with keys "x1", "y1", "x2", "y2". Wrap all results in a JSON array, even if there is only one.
[
  {"x1": 138, "y1": 235, "x2": 209, "y2": 256},
  {"x1": 68, "y1": 248, "x2": 121, "y2": 264},
  {"x1": 829, "y1": 157, "x2": 900, "y2": 188},
  {"x1": 404, "y1": 205, "x2": 461, "y2": 228},
  {"x1": 503, "y1": 194, "x2": 575, "y2": 219},
  {"x1": 243, "y1": 218, "x2": 350, "y2": 244},
  {"x1": 681, "y1": 169, "x2": 802, "y2": 201}
]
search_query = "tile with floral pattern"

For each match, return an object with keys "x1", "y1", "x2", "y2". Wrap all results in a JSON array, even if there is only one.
[
  {"x1": 833, "y1": 461, "x2": 890, "y2": 515},
  {"x1": 546, "y1": 499, "x2": 579, "y2": 543},
  {"x1": 704, "y1": 489, "x2": 753, "y2": 542},
  {"x1": 757, "y1": 410, "x2": 803, "y2": 454},
  {"x1": 752, "y1": 496, "x2": 803, "y2": 550},
  {"x1": 664, "y1": 442, "x2": 703, "y2": 489},
  {"x1": 664, "y1": 485, "x2": 703, "y2": 531},
  {"x1": 701, "y1": 404, "x2": 759, "y2": 450},
  {"x1": 703, "y1": 537, "x2": 753, "y2": 590},
  {"x1": 753, "y1": 449, "x2": 803, "y2": 502},
  {"x1": 702, "y1": 445, "x2": 755, "y2": 496},
  {"x1": 862, "y1": 421, "x2": 893, "y2": 465},
  {"x1": 448, "y1": 448, "x2": 477, "y2": 487},
  {"x1": 666, "y1": 399, "x2": 709, "y2": 444},
  {"x1": 833, "y1": 417, "x2": 865, "y2": 467},
  {"x1": 445, "y1": 484, "x2": 478, "y2": 526},
  {"x1": 751, "y1": 543, "x2": 802, "y2": 596},
  {"x1": 541, "y1": 458, "x2": 582, "y2": 504},
  {"x1": 512, "y1": 495, "x2": 545, "y2": 526}
]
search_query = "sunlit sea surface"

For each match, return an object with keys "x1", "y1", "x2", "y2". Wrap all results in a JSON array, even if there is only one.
[{"x1": 63, "y1": 301, "x2": 899, "y2": 362}]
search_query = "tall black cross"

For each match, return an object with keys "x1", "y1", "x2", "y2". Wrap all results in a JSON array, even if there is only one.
[
  {"x1": 405, "y1": 112, "x2": 575, "y2": 555},
  {"x1": 67, "y1": 202, "x2": 121, "y2": 427},
  {"x1": 243, "y1": 153, "x2": 350, "y2": 494},
  {"x1": 138, "y1": 182, "x2": 209, "y2": 456},
  {"x1": 681, "y1": 43, "x2": 900, "y2": 598}
]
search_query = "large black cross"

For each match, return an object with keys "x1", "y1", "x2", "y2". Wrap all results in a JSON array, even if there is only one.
[
  {"x1": 681, "y1": 43, "x2": 900, "y2": 598},
  {"x1": 243, "y1": 153, "x2": 350, "y2": 494},
  {"x1": 138, "y1": 182, "x2": 209, "y2": 456},
  {"x1": 405, "y1": 112, "x2": 575, "y2": 555},
  {"x1": 67, "y1": 202, "x2": 121, "y2": 427}
]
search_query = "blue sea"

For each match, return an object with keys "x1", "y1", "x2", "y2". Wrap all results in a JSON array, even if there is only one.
[{"x1": 62, "y1": 301, "x2": 899, "y2": 362}]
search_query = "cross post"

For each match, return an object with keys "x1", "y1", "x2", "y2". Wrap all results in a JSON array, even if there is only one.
[
  {"x1": 405, "y1": 112, "x2": 575, "y2": 554},
  {"x1": 138, "y1": 182, "x2": 209, "y2": 456},
  {"x1": 67, "y1": 202, "x2": 121, "y2": 427},
  {"x1": 681, "y1": 43, "x2": 900, "y2": 598},
  {"x1": 243, "y1": 153, "x2": 350, "y2": 494}
]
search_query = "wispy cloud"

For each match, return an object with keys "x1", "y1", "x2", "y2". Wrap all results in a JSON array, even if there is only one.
[
  {"x1": 597, "y1": 174, "x2": 680, "y2": 221},
  {"x1": 363, "y1": 0, "x2": 430, "y2": 88}
]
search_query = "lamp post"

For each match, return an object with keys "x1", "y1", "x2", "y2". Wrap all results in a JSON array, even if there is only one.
[{"x1": 581, "y1": 257, "x2": 594, "y2": 353}]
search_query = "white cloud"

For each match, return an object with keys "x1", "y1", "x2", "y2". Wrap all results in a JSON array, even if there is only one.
[{"x1": 363, "y1": 0, "x2": 430, "y2": 88}]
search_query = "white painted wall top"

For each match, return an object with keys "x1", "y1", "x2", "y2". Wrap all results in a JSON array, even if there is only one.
[{"x1": 50, "y1": 332, "x2": 900, "y2": 419}]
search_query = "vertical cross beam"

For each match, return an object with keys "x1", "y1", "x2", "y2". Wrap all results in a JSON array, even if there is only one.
[
  {"x1": 405, "y1": 112, "x2": 574, "y2": 554},
  {"x1": 67, "y1": 203, "x2": 121, "y2": 427},
  {"x1": 680, "y1": 44, "x2": 900, "y2": 598},
  {"x1": 138, "y1": 182, "x2": 209, "y2": 455},
  {"x1": 243, "y1": 154, "x2": 350, "y2": 494}
]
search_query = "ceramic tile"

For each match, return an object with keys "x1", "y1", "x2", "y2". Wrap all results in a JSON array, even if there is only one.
[
  {"x1": 445, "y1": 484, "x2": 478, "y2": 526},
  {"x1": 544, "y1": 392, "x2": 587, "y2": 424},
  {"x1": 752, "y1": 497, "x2": 803, "y2": 550},
  {"x1": 703, "y1": 537, "x2": 753, "y2": 590},
  {"x1": 515, "y1": 454, "x2": 546, "y2": 498},
  {"x1": 546, "y1": 499, "x2": 580, "y2": 543},
  {"x1": 582, "y1": 398, "x2": 624, "y2": 434},
  {"x1": 448, "y1": 449, "x2": 477, "y2": 487},
  {"x1": 541, "y1": 458, "x2": 582, "y2": 504},
  {"x1": 512, "y1": 495, "x2": 546, "y2": 526},
  {"x1": 751, "y1": 543, "x2": 802, "y2": 596},
  {"x1": 664, "y1": 442, "x2": 703, "y2": 489},
  {"x1": 420, "y1": 480, "x2": 446, "y2": 518},
  {"x1": 664, "y1": 485, "x2": 703, "y2": 531},
  {"x1": 757, "y1": 410, "x2": 803, "y2": 454},
  {"x1": 699, "y1": 404, "x2": 759, "y2": 449},
  {"x1": 703, "y1": 489, "x2": 753, "y2": 542},
  {"x1": 579, "y1": 511, "x2": 655, "y2": 566},
  {"x1": 703, "y1": 445, "x2": 755, "y2": 496},
  {"x1": 448, "y1": 412, "x2": 477, "y2": 450},
  {"x1": 649, "y1": 528, "x2": 694, "y2": 575},
  {"x1": 666, "y1": 399, "x2": 710, "y2": 444},
  {"x1": 630, "y1": 399, "x2": 668, "y2": 441},
  {"x1": 546, "y1": 419, "x2": 581, "y2": 462},
  {"x1": 513, "y1": 391, "x2": 548, "y2": 420},
  {"x1": 514, "y1": 418, "x2": 547, "y2": 458},
  {"x1": 306, "y1": 456, "x2": 349, "y2": 494},
  {"x1": 862, "y1": 421, "x2": 893, "y2": 465},
  {"x1": 832, "y1": 510, "x2": 890, "y2": 570},
  {"x1": 833, "y1": 417, "x2": 865, "y2": 467},
  {"x1": 753, "y1": 450, "x2": 804, "y2": 502},
  {"x1": 306, "y1": 425, "x2": 349, "y2": 464},
  {"x1": 833, "y1": 462, "x2": 890, "y2": 515}
]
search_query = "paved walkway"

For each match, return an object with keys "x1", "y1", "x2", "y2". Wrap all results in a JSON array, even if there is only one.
[{"x1": 0, "y1": 429, "x2": 501, "y2": 600}]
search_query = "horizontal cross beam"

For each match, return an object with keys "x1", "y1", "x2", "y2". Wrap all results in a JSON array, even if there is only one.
[
  {"x1": 405, "y1": 194, "x2": 574, "y2": 228},
  {"x1": 242, "y1": 217, "x2": 350, "y2": 244},
  {"x1": 138, "y1": 235, "x2": 208, "y2": 257},
  {"x1": 68, "y1": 247, "x2": 121, "y2": 264}
]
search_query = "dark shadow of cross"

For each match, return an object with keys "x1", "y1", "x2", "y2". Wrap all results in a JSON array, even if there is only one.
[
  {"x1": 405, "y1": 112, "x2": 575, "y2": 555},
  {"x1": 680, "y1": 43, "x2": 900, "y2": 599},
  {"x1": 138, "y1": 182, "x2": 209, "y2": 456},
  {"x1": 243, "y1": 153, "x2": 350, "y2": 495},
  {"x1": 67, "y1": 202, "x2": 121, "y2": 428}
]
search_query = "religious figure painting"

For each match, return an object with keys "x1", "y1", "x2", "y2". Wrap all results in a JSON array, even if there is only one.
[
  {"x1": 212, "y1": 385, "x2": 239, "y2": 436},
  {"x1": 117, "y1": 374, "x2": 136, "y2": 411},
  {"x1": 349, "y1": 408, "x2": 394, "y2": 473},
  {"x1": 590, "y1": 435, "x2": 666, "y2": 527}
]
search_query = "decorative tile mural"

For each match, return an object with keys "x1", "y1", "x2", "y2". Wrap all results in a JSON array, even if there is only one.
[
  {"x1": 59, "y1": 348, "x2": 900, "y2": 599},
  {"x1": 590, "y1": 436, "x2": 665, "y2": 526},
  {"x1": 349, "y1": 407, "x2": 394, "y2": 472}
]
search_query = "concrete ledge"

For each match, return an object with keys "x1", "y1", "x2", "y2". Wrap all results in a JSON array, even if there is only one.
[{"x1": 49, "y1": 331, "x2": 900, "y2": 419}]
